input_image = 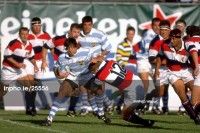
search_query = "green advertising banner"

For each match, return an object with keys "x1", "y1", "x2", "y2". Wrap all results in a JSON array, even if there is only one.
[
  {"x1": 0, "y1": 3, "x2": 199, "y2": 37},
  {"x1": 1, "y1": 3, "x2": 200, "y2": 57}
]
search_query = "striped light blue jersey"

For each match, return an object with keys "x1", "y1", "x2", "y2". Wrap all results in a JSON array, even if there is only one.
[
  {"x1": 137, "y1": 29, "x2": 157, "y2": 59},
  {"x1": 54, "y1": 47, "x2": 94, "y2": 77},
  {"x1": 78, "y1": 28, "x2": 112, "y2": 57}
]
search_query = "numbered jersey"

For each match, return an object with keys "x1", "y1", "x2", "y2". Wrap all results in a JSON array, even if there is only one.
[{"x1": 95, "y1": 60, "x2": 133, "y2": 90}]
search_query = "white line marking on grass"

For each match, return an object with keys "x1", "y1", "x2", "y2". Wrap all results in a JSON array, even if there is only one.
[{"x1": 0, "y1": 118, "x2": 68, "y2": 133}]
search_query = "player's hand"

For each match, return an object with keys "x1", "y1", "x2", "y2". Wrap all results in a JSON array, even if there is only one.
[
  {"x1": 193, "y1": 66, "x2": 199, "y2": 76},
  {"x1": 153, "y1": 70, "x2": 160, "y2": 81},
  {"x1": 41, "y1": 62, "x2": 48, "y2": 72},
  {"x1": 91, "y1": 58, "x2": 98, "y2": 63},
  {"x1": 17, "y1": 63, "x2": 26, "y2": 69},
  {"x1": 34, "y1": 65, "x2": 39, "y2": 73},
  {"x1": 58, "y1": 71, "x2": 69, "y2": 79}
]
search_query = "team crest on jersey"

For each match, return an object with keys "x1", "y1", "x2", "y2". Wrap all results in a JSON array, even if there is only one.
[
  {"x1": 91, "y1": 42, "x2": 96, "y2": 47},
  {"x1": 78, "y1": 60, "x2": 84, "y2": 65},
  {"x1": 181, "y1": 57, "x2": 185, "y2": 62}
]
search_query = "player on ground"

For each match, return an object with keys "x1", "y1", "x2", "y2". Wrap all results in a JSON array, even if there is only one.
[{"x1": 88, "y1": 59, "x2": 155, "y2": 127}]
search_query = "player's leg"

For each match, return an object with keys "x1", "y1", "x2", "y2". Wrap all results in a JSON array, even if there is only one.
[
  {"x1": 116, "y1": 93, "x2": 124, "y2": 114},
  {"x1": 43, "y1": 79, "x2": 78, "y2": 126},
  {"x1": 66, "y1": 95, "x2": 79, "y2": 117},
  {"x1": 101, "y1": 82, "x2": 114, "y2": 115},
  {"x1": 122, "y1": 87, "x2": 154, "y2": 127},
  {"x1": 138, "y1": 72, "x2": 149, "y2": 93},
  {"x1": 172, "y1": 79, "x2": 200, "y2": 124},
  {"x1": 191, "y1": 68, "x2": 200, "y2": 114},
  {"x1": 85, "y1": 78, "x2": 111, "y2": 124},
  {"x1": 78, "y1": 86, "x2": 89, "y2": 116},
  {"x1": 162, "y1": 85, "x2": 169, "y2": 115}
]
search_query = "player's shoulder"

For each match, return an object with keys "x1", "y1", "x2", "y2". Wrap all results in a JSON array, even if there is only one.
[
  {"x1": 42, "y1": 31, "x2": 51, "y2": 39},
  {"x1": 185, "y1": 36, "x2": 200, "y2": 43},
  {"x1": 77, "y1": 47, "x2": 91, "y2": 53},
  {"x1": 54, "y1": 34, "x2": 66, "y2": 41},
  {"x1": 91, "y1": 28, "x2": 106, "y2": 37},
  {"x1": 58, "y1": 53, "x2": 67, "y2": 60},
  {"x1": 8, "y1": 39, "x2": 19, "y2": 46}
]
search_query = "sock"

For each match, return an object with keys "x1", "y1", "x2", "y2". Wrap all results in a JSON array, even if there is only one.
[
  {"x1": 162, "y1": 90, "x2": 169, "y2": 111},
  {"x1": 95, "y1": 95, "x2": 104, "y2": 115},
  {"x1": 81, "y1": 92, "x2": 89, "y2": 110},
  {"x1": 182, "y1": 100, "x2": 197, "y2": 119},
  {"x1": 88, "y1": 97, "x2": 98, "y2": 112},
  {"x1": 30, "y1": 91, "x2": 36, "y2": 109},
  {"x1": 152, "y1": 97, "x2": 160, "y2": 109},
  {"x1": 127, "y1": 113, "x2": 149, "y2": 126},
  {"x1": 117, "y1": 94, "x2": 124, "y2": 109},
  {"x1": 187, "y1": 93, "x2": 191, "y2": 100},
  {"x1": 49, "y1": 97, "x2": 63, "y2": 119},
  {"x1": 68, "y1": 96, "x2": 79, "y2": 111},
  {"x1": 37, "y1": 81, "x2": 48, "y2": 107},
  {"x1": 103, "y1": 93, "x2": 112, "y2": 108},
  {"x1": 25, "y1": 91, "x2": 36, "y2": 110}
]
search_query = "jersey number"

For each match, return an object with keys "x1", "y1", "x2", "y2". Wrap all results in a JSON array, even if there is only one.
[{"x1": 110, "y1": 63, "x2": 126, "y2": 79}]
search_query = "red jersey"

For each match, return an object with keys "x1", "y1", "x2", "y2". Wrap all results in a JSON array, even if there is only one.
[
  {"x1": 44, "y1": 35, "x2": 67, "y2": 61},
  {"x1": 3, "y1": 38, "x2": 34, "y2": 68},
  {"x1": 28, "y1": 31, "x2": 51, "y2": 60},
  {"x1": 95, "y1": 60, "x2": 133, "y2": 90}
]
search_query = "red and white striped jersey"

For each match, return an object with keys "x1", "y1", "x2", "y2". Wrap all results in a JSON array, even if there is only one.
[
  {"x1": 185, "y1": 36, "x2": 200, "y2": 64},
  {"x1": 160, "y1": 40, "x2": 189, "y2": 71},
  {"x1": 95, "y1": 60, "x2": 133, "y2": 90},
  {"x1": 3, "y1": 38, "x2": 34, "y2": 68},
  {"x1": 148, "y1": 35, "x2": 164, "y2": 63},
  {"x1": 28, "y1": 30, "x2": 51, "y2": 60},
  {"x1": 44, "y1": 34, "x2": 67, "y2": 61}
]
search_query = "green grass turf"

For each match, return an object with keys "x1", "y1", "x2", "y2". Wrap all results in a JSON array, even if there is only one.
[{"x1": 0, "y1": 110, "x2": 200, "y2": 133}]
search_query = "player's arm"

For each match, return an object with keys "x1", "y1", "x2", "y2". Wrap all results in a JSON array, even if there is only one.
[
  {"x1": 100, "y1": 33, "x2": 112, "y2": 56},
  {"x1": 5, "y1": 57, "x2": 25, "y2": 69},
  {"x1": 185, "y1": 42, "x2": 199, "y2": 76},
  {"x1": 91, "y1": 55, "x2": 105, "y2": 63},
  {"x1": 41, "y1": 39, "x2": 55, "y2": 72},
  {"x1": 154, "y1": 55, "x2": 162, "y2": 81},
  {"x1": 29, "y1": 58, "x2": 39, "y2": 73},
  {"x1": 190, "y1": 51, "x2": 199, "y2": 76},
  {"x1": 101, "y1": 50, "x2": 110, "y2": 56}
]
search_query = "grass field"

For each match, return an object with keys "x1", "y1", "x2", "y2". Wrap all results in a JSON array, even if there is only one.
[{"x1": 0, "y1": 110, "x2": 200, "y2": 133}]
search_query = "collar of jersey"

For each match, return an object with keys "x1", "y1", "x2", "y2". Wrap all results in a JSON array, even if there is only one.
[
  {"x1": 169, "y1": 41, "x2": 184, "y2": 52},
  {"x1": 29, "y1": 30, "x2": 44, "y2": 37},
  {"x1": 17, "y1": 37, "x2": 29, "y2": 47},
  {"x1": 80, "y1": 28, "x2": 94, "y2": 36}
]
